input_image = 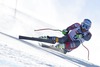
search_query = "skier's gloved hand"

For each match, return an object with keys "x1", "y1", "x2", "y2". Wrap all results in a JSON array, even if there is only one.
[
  {"x1": 74, "y1": 34, "x2": 83, "y2": 39},
  {"x1": 62, "y1": 29, "x2": 69, "y2": 35}
]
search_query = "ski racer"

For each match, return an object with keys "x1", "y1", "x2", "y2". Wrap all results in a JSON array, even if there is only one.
[{"x1": 40, "y1": 19, "x2": 92, "y2": 54}]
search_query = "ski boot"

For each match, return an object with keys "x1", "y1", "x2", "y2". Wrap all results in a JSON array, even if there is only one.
[
  {"x1": 39, "y1": 36, "x2": 59, "y2": 43},
  {"x1": 55, "y1": 44, "x2": 65, "y2": 49},
  {"x1": 55, "y1": 44, "x2": 66, "y2": 54}
]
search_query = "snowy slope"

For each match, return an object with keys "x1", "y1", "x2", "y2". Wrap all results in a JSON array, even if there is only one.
[
  {"x1": 0, "y1": 32, "x2": 99, "y2": 67},
  {"x1": 0, "y1": 1, "x2": 100, "y2": 67},
  {"x1": 0, "y1": 33, "x2": 77, "y2": 67}
]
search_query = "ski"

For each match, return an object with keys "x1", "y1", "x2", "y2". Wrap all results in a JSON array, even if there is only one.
[
  {"x1": 19, "y1": 35, "x2": 55, "y2": 44},
  {"x1": 19, "y1": 35, "x2": 66, "y2": 54},
  {"x1": 40, "y1": 44, "x2": 65, "y2": 54}
]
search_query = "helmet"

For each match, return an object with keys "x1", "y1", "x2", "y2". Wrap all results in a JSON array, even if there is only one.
[{"x1": 81, "y1": 19, "x2": 92, "y2": 31}]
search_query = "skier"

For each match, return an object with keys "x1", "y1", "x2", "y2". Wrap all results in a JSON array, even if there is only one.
[{"x1": 40, "y1": 19, "x2": 92, "y2": 54}]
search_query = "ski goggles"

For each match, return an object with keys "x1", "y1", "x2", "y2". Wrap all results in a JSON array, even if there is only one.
[{"x1": 81, "y1": 22, "x2": 90, "y2": 30}]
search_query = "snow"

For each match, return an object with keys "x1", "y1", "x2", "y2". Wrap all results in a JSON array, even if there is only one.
[
  {"x1": 0, "y1": 0, "x2": 100, "y2": 67},
  {"x1": 0, "y1": 32, "x2": 77, "y2": 67}
]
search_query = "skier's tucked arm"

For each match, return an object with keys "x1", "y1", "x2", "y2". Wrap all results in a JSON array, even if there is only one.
[
  {"x1": 62, "y1": 23, "x2": 80, "y2": 35},
  {"x1": 83, "y1": 32, "x2": 92, "y2": 41}
]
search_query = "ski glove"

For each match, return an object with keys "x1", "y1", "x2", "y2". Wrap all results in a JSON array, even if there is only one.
[
  {"x1": 74, "y1": 34, "x2": 83, "y2": 39},
  {"x1": 62, "y1": 29, "x2": 69, "y2": 35}
]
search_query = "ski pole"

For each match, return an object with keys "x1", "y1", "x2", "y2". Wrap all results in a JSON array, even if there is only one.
[
  {"x1": 80, "y1": 40, "x2": 90, "y2": 60},
  {"x1": 34, "y1": 28, "x2": 62, "y2": 32}
]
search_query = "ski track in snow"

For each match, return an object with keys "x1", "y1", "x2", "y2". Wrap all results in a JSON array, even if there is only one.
[
  {"x1": 0, "y1": 32, "x2": 99, "y2": 67},
  {"x1": 0, "y1": 43, "x2": 56, "y2": 67}
]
